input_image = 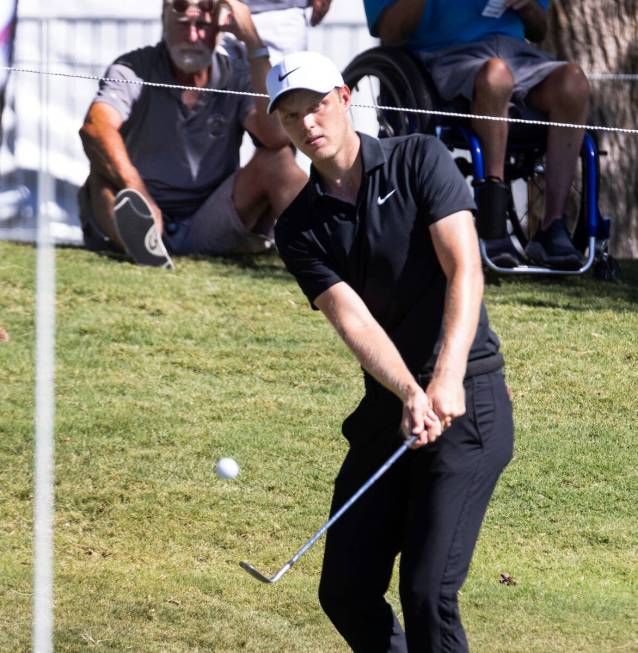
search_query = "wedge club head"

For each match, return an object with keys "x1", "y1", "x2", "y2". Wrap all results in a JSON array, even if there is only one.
[{"x1": 239, "y1": 560, "x2": 291, "y2": 584}]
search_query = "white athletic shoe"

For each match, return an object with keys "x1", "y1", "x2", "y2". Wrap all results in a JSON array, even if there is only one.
[{"x1": 113, "y1": 189, "x2": 174, "y2": 269}]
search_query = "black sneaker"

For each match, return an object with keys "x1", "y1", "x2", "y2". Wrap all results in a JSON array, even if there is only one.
[
  {"x1": 485, "y1": 236, "x2": 525, "y2": 268},
  {"x1": 525, "y1": 216, "x2": 583, "y2": 271},
  {"x1": 113, "y1": 189, "x2": 174, "y2": 269}
]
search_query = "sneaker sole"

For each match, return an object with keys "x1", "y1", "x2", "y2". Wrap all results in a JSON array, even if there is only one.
[
  {"x1": 525, "y1": 242, "x2": 582, "y2": 271},
  {"x1": 113, "y1": 189, "x2": 174, "y2": 269}
]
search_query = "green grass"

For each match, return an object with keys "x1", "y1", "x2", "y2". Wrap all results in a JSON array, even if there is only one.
[{"x1": 1, "y1": 241, "x2": 636, "y2": 652}]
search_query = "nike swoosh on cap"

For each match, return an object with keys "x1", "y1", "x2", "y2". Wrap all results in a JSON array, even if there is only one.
[
  {"x1": 377, "y1": 189, "x2": 397, "y2": 205},
  {"x1": 278, "y1": 66, "x2": 301, "y2": 82}
]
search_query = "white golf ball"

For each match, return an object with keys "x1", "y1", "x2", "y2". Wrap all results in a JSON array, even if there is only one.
[{"x1": 216, "y1": 457, "x2": 239, "y2": 480}]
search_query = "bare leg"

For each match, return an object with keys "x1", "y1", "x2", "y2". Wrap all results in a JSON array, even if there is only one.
[
  {"x1": 471, "y1": 58, "x2": 514, "y2": 180},
  {"x1": 526, "y1": 63, "x2": 590, "y2": 228},
  {"x1": 232, "y1": 146, "x2": 308, "y2": 235}
]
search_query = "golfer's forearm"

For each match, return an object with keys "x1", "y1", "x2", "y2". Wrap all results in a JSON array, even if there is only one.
[
  {"x1": 433, "y1": 269, "x2": 482, "y2": 380},
  {"x1": 316, "y1": 283, "x2": 421, "y2": 401},
  {"x1": 339, "y1": 321, "x2": 421, "y2": 402},
  {"x1": 375, "y1": 0, "x2": 426, "y2": 47}
]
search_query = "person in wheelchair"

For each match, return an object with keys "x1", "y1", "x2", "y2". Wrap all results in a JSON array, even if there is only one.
[{"x1": 363, "y1": 0, "x2": 590, "y2": 270}]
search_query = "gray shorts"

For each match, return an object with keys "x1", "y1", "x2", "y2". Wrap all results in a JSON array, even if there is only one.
[
  {"x1": 79, "y1": 172, "x2": 273, "y2": 257},
  {"x1": 170, "y1": 172, "x2": 274, "y2": 256},
  {"x1": 416, "y1": 34, "x2": 565, "y2": 105}
]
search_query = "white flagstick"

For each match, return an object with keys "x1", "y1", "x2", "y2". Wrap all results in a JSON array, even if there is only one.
[{"x1": 33, "y1": 16, "x2": 55, "y2": 653}]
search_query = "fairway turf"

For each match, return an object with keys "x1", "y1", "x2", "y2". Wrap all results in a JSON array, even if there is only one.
[{"x1": 1, "y1": 241, "x2": 636, "y2": 652}]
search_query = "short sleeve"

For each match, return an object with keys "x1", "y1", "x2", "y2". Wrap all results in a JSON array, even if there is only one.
[
  {"x1": 363, "y1": 0, "x2": 395, "y2": 37},
  {"x1": 93, "y1": 61, "x2": 143, "y2": 122},
  {"x1": 275, "y1": 211, "x2": 343, "y2": 309},
  {"x1": 414, "y1": 137, "x2": 476, "y2": 225}
]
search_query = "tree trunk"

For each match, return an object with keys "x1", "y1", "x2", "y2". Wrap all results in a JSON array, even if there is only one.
[{"x1": 543, "y1": 0, "x2": 638, "y2": 258}]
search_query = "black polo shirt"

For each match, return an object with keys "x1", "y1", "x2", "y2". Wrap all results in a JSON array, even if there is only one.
[{"x1": 276, "y1": 133, "x2": 503, "y2": 398}]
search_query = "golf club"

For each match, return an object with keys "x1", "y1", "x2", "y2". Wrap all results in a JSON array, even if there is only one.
[{"x1": 240, "y1": 434, "x2": 418, "y2": 584}]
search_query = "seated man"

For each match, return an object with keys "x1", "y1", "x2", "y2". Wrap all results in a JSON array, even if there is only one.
[
  {"x1": 79, "y1": 0, "x2": 307, "y2": 267},
  {"x1": 363, "y1": 0, "x2": 590, "y2": 270}
]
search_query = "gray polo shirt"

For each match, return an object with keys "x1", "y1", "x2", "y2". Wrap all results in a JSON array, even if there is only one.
[
  {"x1": 245, "y1": 1, "x2": 310, "y2": 13},
  {"x1": 93, "y1": 39, "x2": 254, "y2": 221}
]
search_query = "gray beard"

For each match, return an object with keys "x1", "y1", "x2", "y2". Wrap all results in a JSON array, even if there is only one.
[{"x1": 168, "y1": 43, "x2": 213, "y2": 74}]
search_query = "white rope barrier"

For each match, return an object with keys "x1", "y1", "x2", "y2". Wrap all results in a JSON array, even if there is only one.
[
  {"x1": 586, "y1": 73, "x2": 638, "y2": 81},
  {"x1": 2, "y1": 64, "x2": 637, "y2": 135},
  {"x1": 351, "y1": 102, "x2": 638, "y2": 135}
]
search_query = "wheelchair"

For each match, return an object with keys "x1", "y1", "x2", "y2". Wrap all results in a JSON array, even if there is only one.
[{"x1": 342, "y1": 47, "x2": 620, "y2": 280}]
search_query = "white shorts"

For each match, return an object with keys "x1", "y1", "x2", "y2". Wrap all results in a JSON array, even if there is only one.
[{"x1": 251, "y1": 7, "x2": 309, "y2": 63}]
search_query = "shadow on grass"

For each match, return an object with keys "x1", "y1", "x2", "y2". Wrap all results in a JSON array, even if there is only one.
[
  {"x1": 194, "y1": 252, "x2": 291, "y2": 282},
  {"x1": 486, "y1": 260, "x2": 638, "y2": 311},
  {"x1": 9, "y1": 241, "x2": 637, "y2": 307},
  {"x1": 55, "y1": 242, "x2": 292, "y2": 279}
]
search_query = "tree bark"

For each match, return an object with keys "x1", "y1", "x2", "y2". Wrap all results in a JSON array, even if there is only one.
[{"x1": 544, "y1": 0, "x2": 638, "y2": 258}]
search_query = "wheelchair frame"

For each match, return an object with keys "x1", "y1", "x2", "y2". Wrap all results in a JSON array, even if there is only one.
[{"x1": 342, "y1": 46, "x2": 619, "y2": 280}]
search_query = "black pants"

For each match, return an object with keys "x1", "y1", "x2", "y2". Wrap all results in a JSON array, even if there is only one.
[{"x1": 318, "y1": 371, "x2": 514, "y2": 653}]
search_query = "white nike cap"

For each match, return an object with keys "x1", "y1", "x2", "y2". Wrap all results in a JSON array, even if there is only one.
[{"x1": 266, "y1": 51, "x2": 345, "y2": 114}]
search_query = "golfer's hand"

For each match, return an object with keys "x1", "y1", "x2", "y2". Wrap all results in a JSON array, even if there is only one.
[
  {"x1": 401, "y1": 387, "x2": 442, "y2": 448},
  {"x1": 426, "y1": 371, "x2": 466, "y2": 431},
  {"x1": 310, "y1": 0, "x2": 332, "y2": 26}
]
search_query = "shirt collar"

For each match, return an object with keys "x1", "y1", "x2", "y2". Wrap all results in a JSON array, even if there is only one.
[
  {"x1": 308, "y1": 132, "x2": 387, "y2": 204},
  {"x1": 358, "y1": 131, "x2": 386, "y2": 174}
]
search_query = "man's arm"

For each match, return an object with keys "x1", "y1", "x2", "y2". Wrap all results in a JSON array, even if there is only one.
[
  {"x1": 314, "y1": 281, "x2": 442, "y2": 447},
  {"x1": 79, "y1": 102, "x2": 163, "y2": 227},
  {"x1": 374, "y1": 0, "x2": 426, "y2": 47},
  {"x1": 505, "y1": 0, "x2": 547, "y2": 43},
  {"x1": 221, "y1": 0, "x2": 291, "y2": 149},
  {"x1": 426, "y1": 210, "x2": 484, "y2": 425},
  {"x1": 310, "y1": 0, "x2": 332, "y2": 26}
]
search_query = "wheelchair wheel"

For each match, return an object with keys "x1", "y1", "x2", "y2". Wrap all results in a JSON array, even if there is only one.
[
  {"x1": 593, "y1": 253, "x2": 620, "y2": 282},
  {"x1": 342, "y1": 47, "x2": 437, "y2": 138},
  {"x1": 508, "y1": 149, "x2": 589, "y2": 255}
]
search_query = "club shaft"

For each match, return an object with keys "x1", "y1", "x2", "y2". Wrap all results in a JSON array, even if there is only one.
[{"x1": 285, "y1": 436, "x2": 417, "y2": 570}]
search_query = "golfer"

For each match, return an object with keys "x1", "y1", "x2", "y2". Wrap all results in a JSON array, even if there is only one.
[{"x1": 267, "y1": 51, "x2": 514, "y2": 652}]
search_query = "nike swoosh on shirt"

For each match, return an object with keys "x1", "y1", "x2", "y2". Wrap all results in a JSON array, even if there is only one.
[
  {"x1": 278, "y1": 67, "x2": 301, "y2": 82},
  {"x1": 377, "y1": 189, "x2": 397, "y2": 205}
]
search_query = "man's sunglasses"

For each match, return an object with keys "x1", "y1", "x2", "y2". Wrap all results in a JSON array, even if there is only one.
[{"x1": 171, "y1": 0, "x2": 215, "y2": 13}]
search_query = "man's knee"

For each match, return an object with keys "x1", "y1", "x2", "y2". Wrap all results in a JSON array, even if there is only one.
[
  {"x1": 318, "y1": 581, "x2": 338, "y2": 620},
  {"x1": 554, "y1": 63, "x2": 590, "y2": 106},
  {"x1": 400, "y1": 580, "x2": 437, "y2": 623},
  {"x1": 250, "y1": 145, "x2": 297, "y2": 180},
  {"x1": 318, "y1": 574, "x2": 351, "y2": 622},
  {"x1": 474, "y1": 58, "x2": 514, "y2": 100},
  {"x1": 318, "y1": 572, "x2": 378, "y2": 626},
  {"x1": 400, "y1": 580, "x2": 460, "y2": 631}
]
